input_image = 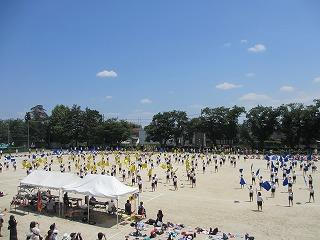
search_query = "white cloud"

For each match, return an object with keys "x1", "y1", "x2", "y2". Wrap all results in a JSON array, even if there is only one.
[
  {"x1": 280, "y1": 85, "x2": 294, "y2": 92},
  {"x1": 105, "y1": 112, "x2": 120, "y2": 118},
  {"x1": 140, "y1": 98, "x2": 152, "y2": 104},
  {"x1": 223, "y1": 42, "x2": 231, "y2": 47},
  {"x1": 245, "y1": 72, "x2": 255, "y2": 78},
  {"x1": 216, "y1": 82, "x2": 242, "y2": 90},
  {"x1": 248, "y1": 44, "x2": 266, "y2": 53},
  {"x1": 241, "y1": 39, "x2": 248, "y2": 44},
  {"x1": 239, "y1": 92, "x2": 271, "y2": 101},
  {"x1": 105, "y1": 95, "x2": 113, "y2": 100},
  {"x1": 189, "y1": 104, "x2": 204, "y2": 110},
  {"x1": 292, "y1": 91, "x2": 320, "y2": 104},
  {"x1": 313, "y1": 76, "x2": 320, "y2": 83},
  {"x1": 96, "y1": 70, "x2": 117, "y2": 78}
]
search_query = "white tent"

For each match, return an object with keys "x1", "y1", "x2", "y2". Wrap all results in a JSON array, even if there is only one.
[
  {"x1": 20, "y1": 170, "x2": 79, "y2": 190},
  {"x1": 20, "y1": 171, "x2": 80, "y2": 216},
  {"x1": 62, "y1": 174, "x2": 139, "y2": 198},
  {"x1": 62, "y1": 174, "x2": 139, "y2": 225},
  {"x1": 19, "y1": 171, "x2": 139, "y2": 226}
]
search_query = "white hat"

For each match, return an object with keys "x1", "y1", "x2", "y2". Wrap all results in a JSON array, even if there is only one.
[{"x1": 62, "y1": 233, "x2": 71, "y2": 240}]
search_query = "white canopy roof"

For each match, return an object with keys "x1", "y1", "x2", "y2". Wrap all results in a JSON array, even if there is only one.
[
  {"x1": 20, "y1": 170, "x2": 80, "y2": 190},
  {"x1": 63, "y1": 174, "x2": 139, "y2": 199}
]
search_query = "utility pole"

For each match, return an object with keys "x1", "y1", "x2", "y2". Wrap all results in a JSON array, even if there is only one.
[
  {"x1": 7, "y1": 122, "x2": 10, "y2": 145},
  {"x1": 25, "y1": 112, "x2": 31, "y2": 149},
  {"x1": 27, "y1": 120, "x2": 30, "y2": 149}
]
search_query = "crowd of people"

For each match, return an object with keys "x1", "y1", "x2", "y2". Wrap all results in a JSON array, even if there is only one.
[
  {"x1": 0, "y1": 212, "x2": 110, "y2": 240},
  {"x1": 240, "y1": 155, "x2": 317, "y2": 211},
  {"x1": 0, "y1": 148, "x2": 318, "y2": 239}
]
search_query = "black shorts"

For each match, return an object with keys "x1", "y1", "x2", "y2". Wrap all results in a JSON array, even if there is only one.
[
  {"x1": 249, "y1": 193, "x2": 253, "y2": 197},
  {"x1": 257, "y1": 201, "x2": 262, "y2": 206},
  {"x1": 289, "y1": 196, "x2": 293, "y2": 201},
  {"x1": 271, "y1": 189, "x2": 275, "y2": 193}
]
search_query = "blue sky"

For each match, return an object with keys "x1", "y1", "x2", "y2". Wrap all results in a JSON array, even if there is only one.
[{"x1": 1, "y1": 0, "x2": 320, "y2": 125}]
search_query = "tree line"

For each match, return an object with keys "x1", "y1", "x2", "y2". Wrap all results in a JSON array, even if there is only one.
[
  {"x1": 145, "y1": 100, "x2": 320, "y2": 150},
  {"x1": 1, "y1": 100, "x2": 320, "y2": 150},
  {"x1": 0, "y1": 105, "x2": 138, "y2": 148}
]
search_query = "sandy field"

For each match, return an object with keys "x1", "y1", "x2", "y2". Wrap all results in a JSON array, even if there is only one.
[{"x1": 0, "y1": 152, "x2": 319, "y2": 240}]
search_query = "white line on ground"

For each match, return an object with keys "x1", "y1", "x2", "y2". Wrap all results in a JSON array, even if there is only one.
[{"x1": 144, "y1": 194, "x2": 163, "y2": 203}]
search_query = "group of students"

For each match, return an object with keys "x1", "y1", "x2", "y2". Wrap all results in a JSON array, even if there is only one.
[
  {"x1": 0, "y1": 212, "x2": 111, "y2": 240},
  {"x1": 242, "y1": 157, "x2": 317, "y2": 211}
]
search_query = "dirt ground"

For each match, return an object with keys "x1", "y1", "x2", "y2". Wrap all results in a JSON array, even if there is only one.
[{"x1": 0, "y1": 152, "x2": 319, "y2": 240}]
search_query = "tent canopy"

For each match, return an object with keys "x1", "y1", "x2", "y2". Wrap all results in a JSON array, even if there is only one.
[
  {"x1": 63, "y1": 174, "x2": 139, "y2": 199},
  {"x1": 20, "y1": 170, "x2": 80, "y2": 190}
]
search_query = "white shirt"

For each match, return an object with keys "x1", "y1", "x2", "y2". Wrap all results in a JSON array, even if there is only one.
[
  {"x1": 257, "y1": 196, "x2": 263, "y2": 202},
  {"x1": 108, "y1": 201, "x2": 115, "y2": 211}
]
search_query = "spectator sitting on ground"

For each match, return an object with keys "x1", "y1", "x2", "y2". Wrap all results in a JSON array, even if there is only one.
[
  {"x1": 45, "y1": 230, "x2": 53, "y2": 240},
  {"x1": 70, "y1": 232, "x2": 83, "y2": 240},
  {"x1": 27, "y1": 221, "x2": 42, "y2": 240},
  {"x1": 50, "y1": 223, "x2": 59, "y2": 240},
  {"x1": 156, "y1": 210, "x2": 163, "y2": 224},
  {"x1": 138, "y1": 201, "x2": 146, "y2": 218},
  {"x1": 97, "y1": 232, "x2": 106, "y2": 240}
]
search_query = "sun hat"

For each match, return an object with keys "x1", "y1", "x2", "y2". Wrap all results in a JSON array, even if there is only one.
[{"x1": 62, "y1": 233, "x2": 71, "y2": 240}]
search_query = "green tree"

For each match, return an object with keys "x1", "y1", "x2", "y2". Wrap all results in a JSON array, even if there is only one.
[
  {"x1": 102, "y1": 119, "x2": 132, "y2": 145},
  {"x1": 68, "y1": 105, "x2": 85, "y2": 146},
  {"x1": 223, "y1": 106, "x2": 246, "y2": 141},
  {"x1": 300, "y1": 101, "x2": 320, "y2": 146},
  {"x1": 170, "y1": 110, "x2": 188, "y2": 146},
  {"x1": 27, "y1": 105, "x2": 49, "y2": 147},
  {"x1": 200, "y1": 106, "x2": 245, "y2": 143},
  {"x1": 8, "y1": 119, "x2": 28, "y2": 147},
  {"x1": 145, "y1": 112, "x2": 175, "y2": 145},
  {"x1": 0, "y1": 120, "x2": 9, "y2": 144},
  {"x1": 278, "y1": 103, "x2": 304, "y2": 148},
  {"x1": 49, "y1": 105, "x2": 71, "y2": 146},
  {"x1": 238, "y1": 122, "x2": 254, "y2": 148},
  {"x1": 246, "y1": 105, "x2": 280, "y2": 150},
  {"x1": 82, "y1": 108, "x2": 103, "y2": 145},
  {"x1": 185, "y1": 117, "x2": 203, "y2": 143}
]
